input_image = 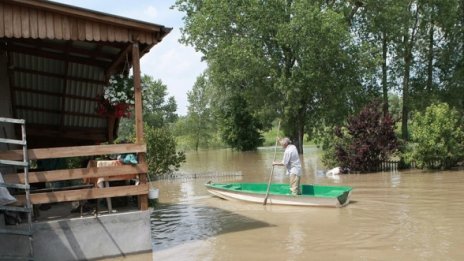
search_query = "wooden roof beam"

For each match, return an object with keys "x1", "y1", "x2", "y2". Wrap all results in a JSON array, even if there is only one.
[
  {"x1": 5, "y1": 43, "x2": 109, "y2": 68},
  {"x1": 12, "y1": 67, "x2": 105, "y2": 85},
  {"x1": 5, "y1": 39, "x2": 117, "y2": 61},
  {"x1": 105, "y1": 43, "x2": 132, "y2": 78},
  {"x1": 15, "y1": 105, "x2": 102, "y2": 119}
]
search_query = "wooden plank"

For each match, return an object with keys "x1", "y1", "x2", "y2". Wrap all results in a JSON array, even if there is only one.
[
  {"x1": 138, "y1": 32, "x2": 146, "y2": 43},
  {"x1": 3, "y1": 4, "x2": 13, "y2": 37},
  {"x1": 151, "y1": 33, "x2": 158, "y2": 45},
  {"x1": 13, "y1": 67, "x2": 105, "y2": 84},
  {"x1": 54, "y1": 13, "x2": 63, "y2": 39},
  {"x1": 105, "y1": 43, "x2": 132, "y2": 76},
  {"x1": 99, "y1": 23, "x2": 108, "y2": 41},
  {"x1": 12, "y1": 5, "x2": 22, "y2": 38},
  {"x1": 3, "y1": 163, "x2": 148, "y2": 183},
  {"x1": 69, "y1": 17, "x2": 78, "y2": 40},
  {"x1": 0, "y1": 143, "x2": 146, "y2": 161},
  {"x1": 122, "y1": 29, "x2": 130, "y2": 42},
  {"x1": 0, "y1": 3, "x2": 4, "y2": 37},
  {"x1": 132, "y1": 43, "x2": 144, "y2": 144},
  {"x1": 37, "y1": 10, "x2": 46, "y2": 38},
  {"x1": 85, "y1": 21, "x2": 93, "y2": 41},
  {"x1": 77, "y1": 19, "x2": 85, "y2": 40},
  {"x1": 107, "y1": 24, "x2": 115, "y2": 41},
  {"x1": 20, "y1": 7, "x2": 29, "y2": 38},
  {"x1": 61, "y1": 15, "x2": 70, "y2": 40},
  {"x1": 45, "y1": 11, "x2": 54, "y2": 39},
  {"x1": 113, "y1": 27, "x2": 121, "y2": 42},
  {"x1": 7, "y1": 0, "x2": 163, "y2": 32},
  {"x1": 115, "y1": 27, "x2": 125, "y2": 42},
  {"x1": 92, "y1": 21, "x2": 100, "y2": 41},
  {"x1": 29, "y1": 8, "x2": 38, "y2": 39},
  {"x1": 16, "y1": 184, "x2": 149, "y2": 204},
  {"x1": 5, "y1": 44, "x2": 107, "y2": 68},
  {"x1": 137, "y1": 154, "x2": 148, "y2": 210}
]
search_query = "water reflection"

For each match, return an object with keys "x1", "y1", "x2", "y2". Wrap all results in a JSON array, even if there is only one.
[
  {"x1": 152, "y1": 148, "x2": 464, "y2": 260},
  {"x1": 151, "y1": 203, "x2": 273, "y2": 251}
]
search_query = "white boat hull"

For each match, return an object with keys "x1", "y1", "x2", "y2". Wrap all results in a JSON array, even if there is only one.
[{"x1": 206, "y1": 187, "x2": 351, "y2": 208}]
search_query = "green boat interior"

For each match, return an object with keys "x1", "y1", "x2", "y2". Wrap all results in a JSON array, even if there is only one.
[{"x1": 208, "y1": 183, "x2": 352, "y2": 198}]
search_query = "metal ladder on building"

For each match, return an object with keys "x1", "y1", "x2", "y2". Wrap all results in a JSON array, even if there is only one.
[{"x1": 0, "y1": 117, "x2": 33, "y2": 260}]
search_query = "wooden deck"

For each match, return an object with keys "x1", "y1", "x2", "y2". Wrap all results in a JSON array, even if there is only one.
[{"x1": 1, "y1": 143, "x2": 150, "y2": 210}]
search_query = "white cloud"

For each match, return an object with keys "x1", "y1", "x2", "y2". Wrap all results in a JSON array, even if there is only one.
[
  {"x1": 144, "y1": 6, "x2": 158, "y2": 19},
  {"x1": 141, "y1": 27, "x2": 206, "y2": 115}
]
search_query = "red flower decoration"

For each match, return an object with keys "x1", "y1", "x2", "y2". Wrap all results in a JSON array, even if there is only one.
[{"x1": 96, "y1": 95, "x2": 132, "y2": 118}]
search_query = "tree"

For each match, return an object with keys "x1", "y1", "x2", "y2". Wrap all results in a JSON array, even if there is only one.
[
  {"x1": 118, "y1": 75, "x2": 178, "y2": 140},
  {"x1": 437, "y1": 0, "x2": 464, "y2": 114},
  {"x1": 218, "y1": 93, "x2": 264, "y2": 151},
  {"x1": 145, "y1": 125, "x2": 186, "y2": 178},
  {"x1": 331, "y1": 100, "x2": 400, "y2": 173},
  {"x1": 142, "y1": 75, "x2": 178, "y2": 128},
  {"x1": 350, "y1": 0, "x2": 464, "y2": 143},
  {"x1": 408, "y1": 103, "x2": 464, "y2": 169},
  {"x1": 186, "y1": 73, "x2": 213, "y2": 150},
  {"x1": 116, "y1": 75, "x2": 184, "y2": 176},
  {"x1": 175, "y1": 0, "x2": 369, "y2": 153},
  {"x1": 354, "y1": 0, "x2": 404, "y2": 115}
]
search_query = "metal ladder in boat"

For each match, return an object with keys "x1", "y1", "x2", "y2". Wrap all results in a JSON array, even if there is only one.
[{"x1": 0, "y1": 117, "x2": 33, "y2": 260}]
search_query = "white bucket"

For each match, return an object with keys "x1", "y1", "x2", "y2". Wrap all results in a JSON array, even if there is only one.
[{"x1": 148, "y1": 188, "x2": 159, "y2": 199}]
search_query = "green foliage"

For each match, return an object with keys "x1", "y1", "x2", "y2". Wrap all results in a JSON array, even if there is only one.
[
  {"x1": 407, "y1": 103, "x2": 464, "y2": 169},
  {"x1": 319, "y1": 126, "x2": 345, "y2": 168},
  {"x1": 118, "y1": 75, "x2": 178, "y2": 139},
  {"x1": 111, "y1": 75, "x2": 184, "y2": 177},
  {"x1": 172, "y1": 116, "x2": 226, "y2": 151},
  {"x1": 186, "y1": 73, "x2": 213, "y2": 150},
  {"x1": 142, "y1": 75, "x2": 178, "y2": 128},
  {"x1": 175, "y1": 0, "x2": 369, "y2": 153},
  {"x1": 175, "y1": 0, "x2": 464, "y2": 154},
  {"x1": 261, "y1": 121, "x2": 282, "y2": 147},
  {"x1": 219, "y1": 94, "x2": 264, "y2": 151},
  {"x1": 117, "y1": 117, "x2": 135, "y2": 142},
  {"x1": 144, "y1": 125, "x2": 186, "y2": 178}
]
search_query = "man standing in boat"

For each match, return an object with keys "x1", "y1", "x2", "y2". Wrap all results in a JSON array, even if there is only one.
[{"x1": 273, "y1": 137, "x2": 302, "y2": 195}]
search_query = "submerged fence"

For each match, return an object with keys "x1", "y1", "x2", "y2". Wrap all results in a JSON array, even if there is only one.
[
  {"x1": 154, "y1": 171, "x2": 243, "y2": 181},
  {"x1": 376, "y1": 160, "x2": 400, "y2": 172}
]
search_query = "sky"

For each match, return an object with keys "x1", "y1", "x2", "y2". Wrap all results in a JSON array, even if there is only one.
[{"x1": 52, "y1": 0, "x2": 207, "y2": 116}]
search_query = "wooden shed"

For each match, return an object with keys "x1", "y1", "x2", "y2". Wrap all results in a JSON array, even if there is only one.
[{"x1": 0, "y1": 1, "x2": 171, "y2": 259}]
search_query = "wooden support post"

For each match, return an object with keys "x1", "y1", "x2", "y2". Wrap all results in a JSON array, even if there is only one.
[
  {"x1": 132, "y1": 43, "x2": 143, "y2": 145},
  {"x1": 132, "y1": 42, "x2": 148, "y2": 210}
]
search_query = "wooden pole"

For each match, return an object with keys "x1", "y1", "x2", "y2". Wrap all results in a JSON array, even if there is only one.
[
  {"x1": 264, "y1": 120, "x2": 280, "y2": 205},
  {"x1": 132, "y1": 43, "x2": 143, "y2": 144},
  {"x1": 132, "y1": 42, "x2": 148, "y2": 210}
]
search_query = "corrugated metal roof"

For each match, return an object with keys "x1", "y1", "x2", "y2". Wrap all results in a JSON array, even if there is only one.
[{"x1": 11, "y1": 48, "x2": 106, "y2": 128}]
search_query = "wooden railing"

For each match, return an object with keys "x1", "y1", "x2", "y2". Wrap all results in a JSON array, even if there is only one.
[{"x1": 0, "y1": 143, "x2": 149, "y2": 210}]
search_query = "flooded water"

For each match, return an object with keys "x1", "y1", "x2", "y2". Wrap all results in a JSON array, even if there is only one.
[{"x1": 151, "y1": 147, "x2": 464, "y2": 260}]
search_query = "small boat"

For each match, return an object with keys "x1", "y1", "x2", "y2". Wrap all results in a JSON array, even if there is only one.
[{"x1": 205, "y1": 182, "x2": 352, "y2": 207}]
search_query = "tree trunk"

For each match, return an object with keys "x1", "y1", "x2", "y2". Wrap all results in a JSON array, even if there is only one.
[
  {"x1": 401, "y1": 52, "x2": 412, "y2": 141},
  {"x1": 401, "y1": 3, "x2": 419, "y2": 141},
  {"x1": 381, "y1": 31, "x2": 389, "y2": 116},
  {"x1": 291, "y1": 109, "x2": 305, "y2": 154},
  {"x1": 426, "y1": 12, "x2": 434, "y2": 96}
]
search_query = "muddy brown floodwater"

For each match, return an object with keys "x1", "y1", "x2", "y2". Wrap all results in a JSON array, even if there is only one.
[{"x1": 152, "y1": 147, "x2": 464, "y2": 261}]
